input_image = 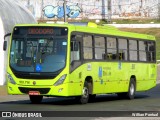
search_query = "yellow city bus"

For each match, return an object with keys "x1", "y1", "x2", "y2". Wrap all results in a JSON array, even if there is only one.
[{"x1": 4, "y1": 22, "x2": 157, "y2": 104}]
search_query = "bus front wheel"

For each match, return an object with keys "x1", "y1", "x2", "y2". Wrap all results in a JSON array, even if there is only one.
[
  {"x1": 75, "y1": 81, "x2": 89, "y2": 104},
  {"x1": 29, "y1": 95, "x2": 43, "y2": 104}
]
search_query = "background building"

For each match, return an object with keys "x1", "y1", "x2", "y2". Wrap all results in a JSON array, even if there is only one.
[{"x1": 21, "y1": 0, "x2": 160, "y2": 20}]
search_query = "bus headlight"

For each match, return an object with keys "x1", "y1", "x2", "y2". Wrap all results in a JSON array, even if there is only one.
[
  {"x1": 54, "y1": 74, "x2": 67, "y2": 86},
  {"x1": 7, "y1": 73, "x2": 16, "y2": 84}
]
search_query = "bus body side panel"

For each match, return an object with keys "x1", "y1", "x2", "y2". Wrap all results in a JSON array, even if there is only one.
[
  {"x1": 69, "y1": 62, "x2": 157, "y2": 96},
  {"x1": 135, "y1": 63, "x2": 156, "y2": 91},
  {"x1": 70, "y1": 62, "x2": 129, "y2": 95}
]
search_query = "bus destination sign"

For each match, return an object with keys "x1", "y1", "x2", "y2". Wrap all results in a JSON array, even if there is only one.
[{"x1": 28, "y1": 28, "x2": 54, "y2": 35}]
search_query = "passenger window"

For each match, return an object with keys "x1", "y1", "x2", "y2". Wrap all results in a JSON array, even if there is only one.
[
  {"x1": 147, "y1": 42, "x2": 155, "y2": 62},
  {"x1": 107, "y1": 37, "x2": 117, "y2": 60},
  {"x1": 139, "y1": 41, "x2": 147, "y2": 61},
  {"x1": 94, "y1": 36, "x2": 105, "y2": 59},
  {"x1": 118, "y1": 38, "x2": 128, "y2": 60},
  {"x1": 83, "y1": 35, "x2": 93, "y2": 59},
  {"x1": 129, "y1": 40, "x2": 138, "y2": 61}
]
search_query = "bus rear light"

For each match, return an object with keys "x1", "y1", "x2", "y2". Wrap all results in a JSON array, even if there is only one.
[
  {"x1": 54, "y1": 74, "x2": 67, "y2": 86},
  {"x1": 7, "y1": 73, "x2": 16, "y2": 84}
]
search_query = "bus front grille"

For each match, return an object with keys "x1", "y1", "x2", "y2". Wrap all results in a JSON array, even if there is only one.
[{"x1": 18, "y1": 87, "x2": 50, "y2": 94}]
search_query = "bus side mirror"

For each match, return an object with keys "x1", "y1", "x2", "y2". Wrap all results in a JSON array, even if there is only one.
[
  {"x1": 3, "y1": 33, "x2": 11, "y2": 51},
  {"x1": 3, "y1": 41, "x2": 7, "y2": 51}
]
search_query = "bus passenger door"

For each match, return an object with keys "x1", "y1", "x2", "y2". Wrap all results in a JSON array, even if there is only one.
[{"x1": 69, "y1": 34, "x2": 83, "y2": 95}]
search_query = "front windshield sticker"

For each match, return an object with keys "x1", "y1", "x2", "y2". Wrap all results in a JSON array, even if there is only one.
[
  {"x1": 11, "y1": 51, "x2": 14, "y2": 55},
  {"x1": 39, "y1": 39, "x2": 45, "y2": 44},
  {"x1": 36, "y1": 64, "x2": 42, "y2": 72},
  {"x1": 62, "y1": 42, "x2": 67, "y2": 45}
]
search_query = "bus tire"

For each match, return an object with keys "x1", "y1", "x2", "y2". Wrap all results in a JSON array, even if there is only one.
[
  {"x1": 29, "y1": 95, "x2": 43, "y2": 104},
  {"x1": 76, "y1": 81, "x2": 89, "y2": 104},
  {"x1": 127, "y1": 79, "x2": 136, "y2": 100}
]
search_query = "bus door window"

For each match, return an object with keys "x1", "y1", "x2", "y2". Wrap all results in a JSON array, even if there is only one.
[
  {"x1": 129, "y1": 40, "x2": 138, "y2": 61},
  {"x1": 118, "y1": 38, "x2": 128, "y2": 61},
  {"x1": 139, "y1": 41, "x2": 147, "y2": 62},
  {"x1": 70, "y1": 35, "x2": 81, "y2": 63},
  {"x1": 107, "y1": 37, "x2": 117, "y2": 60},
  {"x1": 94, "y1": 36, "x2": 105, "y2": 60}
]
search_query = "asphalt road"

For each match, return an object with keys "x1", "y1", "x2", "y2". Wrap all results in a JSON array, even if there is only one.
[{"x1": 0, "y1": 84, "x2": 160, "y2": 120}]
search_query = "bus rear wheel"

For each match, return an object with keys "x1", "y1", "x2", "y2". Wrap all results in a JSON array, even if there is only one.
[
  {"x1": 29, "y1": 95, "x2": 43, "y2": 104},
  {"x1": 117, "y1": 79, "x2": 136, "y2": 99},
  {"x1": 127, "y1": 79, "x2": 136, "y2": 99}
]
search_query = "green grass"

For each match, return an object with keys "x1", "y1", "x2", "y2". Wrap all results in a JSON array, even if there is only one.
[
  {"x1": 112, "y1": 19, "x2": 160, "y2": 24},
  {"x1": 39, "y1": 18, "x2": 160, "y2": 24},
  {"x1": 69, "y1": 19, "x2": 160, "y2": 24},
  {"x1": 120, "y1": 28, "x2": 160, "y2": 60},
  {"x1": 38, "y1": 18, "x2": 160, "y2": 24}
]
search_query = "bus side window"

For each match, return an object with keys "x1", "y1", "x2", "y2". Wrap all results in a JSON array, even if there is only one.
[
  {"x1": 83, "y1": 35, "x2": 93, "y2": 59},
  {"x1": 129, "y1": 40, "x2": 138, "y2": 61},
  {"x1": 94, "y1": 36, "x2": 105, "y2": 60},
  {"x1": 118, "y1": 52, "x2": 125, "y2": 60},
  {"x1": 118, "y1": 38, "x2": 128, "y2": 61},
  {"x1": 139, "y1": 41, "x2": 147, "y2": 62},
  {"x1": 107, "y1": 37, "x2": 117, "y2": 60},
  {"x1": 147, "y1": 42, "x2": 155, "y2": 62}
]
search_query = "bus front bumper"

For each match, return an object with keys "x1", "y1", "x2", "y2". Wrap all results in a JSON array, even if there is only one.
[{"x1": 7, "y1": 83, "x2": 69, "y2": 97}]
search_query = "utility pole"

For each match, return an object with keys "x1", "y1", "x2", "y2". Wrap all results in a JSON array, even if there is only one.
[
  {"x1": 63, "y1": 0, "x2": 67, "y2": 22},
  {"x1": 158, "y1": 0, "x2": 160, "y2": 20},
  {"x1": 102, "y1": 0, "x2": 105, "y2": 20},
  {"x1": 108, "y1": 0, "x2": 112, "y2": 23},
  {"x1": 27, "y1": 0, "x2": 30, "y2": 6},
  {"x1": 41, "y1": 0, "x2": 44, "y2": 19}
]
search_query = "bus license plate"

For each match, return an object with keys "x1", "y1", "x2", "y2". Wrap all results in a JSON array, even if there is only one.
[{"x1": 29, "y1": 91, "x2": 40, "y2": 95}]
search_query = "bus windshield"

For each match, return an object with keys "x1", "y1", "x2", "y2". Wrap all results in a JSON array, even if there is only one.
[{"x1": 10, "y1": 27, "x2": 68, "y2": 73}]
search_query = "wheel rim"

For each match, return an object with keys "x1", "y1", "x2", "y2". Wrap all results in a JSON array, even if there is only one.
[
  {"x1": 82, "y1": 87, "x2": 89, "y2": 98},
  {"x1": 130, "y1": 83, "x2": 135, "y2": 95}
]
